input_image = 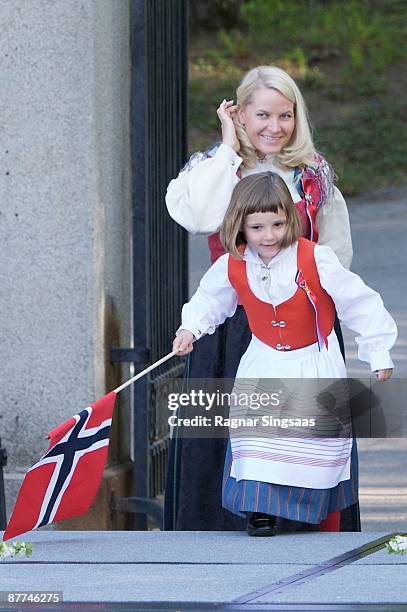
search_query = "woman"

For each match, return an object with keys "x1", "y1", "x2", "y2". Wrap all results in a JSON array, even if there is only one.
[{"x1": 165, "y1": 65, "x2": 359, "y2": 532}]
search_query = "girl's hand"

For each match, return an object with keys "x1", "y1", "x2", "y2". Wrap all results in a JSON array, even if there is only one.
[
  {"x1": 217, "y1": 99, "x2": 240, "y2": 152},
  {"x1": 173, "y1": 330, "x2": 195, "y2": 356},
  {"x1": 374, "y1": 368, "x2": 393, "y2": 381}
]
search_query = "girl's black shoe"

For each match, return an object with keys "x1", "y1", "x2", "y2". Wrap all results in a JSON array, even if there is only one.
[{"x1": 247, "y1": 512, "x2": 277, "y2": 537}]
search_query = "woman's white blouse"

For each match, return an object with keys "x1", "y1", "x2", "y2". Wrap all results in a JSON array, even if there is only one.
[
  {"x1": 166, "y1": 143, "x2": 353, "y2": 269},
  {"x1": 178, "y1": 243, "x2": 397, "y2": 372}
]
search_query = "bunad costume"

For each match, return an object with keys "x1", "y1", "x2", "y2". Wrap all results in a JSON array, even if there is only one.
[
  {"x1": 177, "y1": 238, "x2": 397, "y2": 527},
  {"x1": 164, "y1": 143, "x2": 359, "y2": 531}
]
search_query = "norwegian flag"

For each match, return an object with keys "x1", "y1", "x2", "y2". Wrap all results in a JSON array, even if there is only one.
[{"x1": 3, "y1": 392, "x2": 116, "y2": 541}]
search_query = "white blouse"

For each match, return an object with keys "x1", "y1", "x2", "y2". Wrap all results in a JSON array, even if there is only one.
[
  {"x1": 178, "y1": 242, "x2": 397, "y2": 372},
  {"x1": 166, "y1": 143, "x2": 353, "y2": 269}
]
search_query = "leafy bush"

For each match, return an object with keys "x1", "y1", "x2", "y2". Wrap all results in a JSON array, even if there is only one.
[{"x1": 238, "y1": 0, "x2": 405, "y2": 76}]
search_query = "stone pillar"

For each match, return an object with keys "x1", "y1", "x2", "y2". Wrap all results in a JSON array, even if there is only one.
[{"x1": 0, "y1": 0, "x2": 133, "y2": 528}]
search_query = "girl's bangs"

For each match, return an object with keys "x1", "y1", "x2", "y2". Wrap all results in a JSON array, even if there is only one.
[{"x1": 245, "y1": 192, "x2": 283, "y2": 215}]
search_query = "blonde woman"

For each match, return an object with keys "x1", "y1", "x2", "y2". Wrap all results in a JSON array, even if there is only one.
[{"x1": 165, "y1": 66, "x2": 357, "y2": 532}]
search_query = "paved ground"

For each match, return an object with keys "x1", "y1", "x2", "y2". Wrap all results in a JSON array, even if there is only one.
[
  {"x1": 189, "y1": 187, "x2": 407, "y2": 533},
  {"x1": 341, "y1": 191, "x2": 407, "y2": 534},
  {"x1": 0, "y1": 530, "x2": 406, "y2": 607}
]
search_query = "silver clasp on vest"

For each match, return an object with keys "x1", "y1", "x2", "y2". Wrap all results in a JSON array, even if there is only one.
[
  {"x1": 271, "y1": 320, "x2": 286, "y2": 327},
  {"x1": 276, "y1": 343, "x2": 291, "y2": 351}
]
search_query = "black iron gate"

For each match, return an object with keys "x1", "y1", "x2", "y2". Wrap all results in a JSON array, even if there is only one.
[
  {"x1": 112, "y1": 0, "x2": 188, "y2": 529},
  {"x1": 0, "y1": 437, "x2": 7, "y2": 530}
]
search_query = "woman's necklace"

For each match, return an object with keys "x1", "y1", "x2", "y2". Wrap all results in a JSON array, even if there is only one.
[{"x1": 256, "y1": 150, "x2": 274, "y2": 165}]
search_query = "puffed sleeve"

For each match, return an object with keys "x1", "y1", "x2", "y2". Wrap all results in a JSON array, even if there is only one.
[
  {"x1": 316, "y1": 186, "x2": 353, "y2": 270},
  {"x1": 177, "y1": 254, "x2": 238, "y2": 338},
  {"x1": 166, "y1": 144, "x2": 242, "y2": 234},
  {"x1": 314, "y1": 244, "x2": 397, "y2": 371}
]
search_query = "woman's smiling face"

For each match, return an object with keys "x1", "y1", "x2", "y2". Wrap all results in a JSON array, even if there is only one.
[{"x1": 238, "y1": 87, "x2": 295, "y2": 156}]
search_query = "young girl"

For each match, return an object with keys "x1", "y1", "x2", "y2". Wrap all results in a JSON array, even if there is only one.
[
  {"x1": 172, "y1": 172, "x2": 396, "y2": 536},
  {"x1": 165, "y1": 65, "x2": 356, "y2": 532}
]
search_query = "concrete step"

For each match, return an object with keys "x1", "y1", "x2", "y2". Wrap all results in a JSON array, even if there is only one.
[{"x1": 1, "y1": 531, "x2": 406, "y2": 605}]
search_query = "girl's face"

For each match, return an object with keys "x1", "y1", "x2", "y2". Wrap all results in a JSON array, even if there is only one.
[
  {"x1": 238, "y1": 88, "x2": 295, "y2": 156},
  {"x1": 243, "y1": 210, "x2": 288, "y2": 264}
]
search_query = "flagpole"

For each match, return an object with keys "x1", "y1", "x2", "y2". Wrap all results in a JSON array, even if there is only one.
[{"x1": 113, "y1": 349, "x2": 179, "y2": 394}]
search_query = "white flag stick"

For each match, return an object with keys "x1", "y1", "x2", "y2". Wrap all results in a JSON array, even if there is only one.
[{"x1": 113, "y1": 349, "x2": 179, "y2": 394}]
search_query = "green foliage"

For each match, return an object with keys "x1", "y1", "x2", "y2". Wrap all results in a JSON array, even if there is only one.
[
  {"x1": 240, "y1": 0, "x2": 299, "y2": 46},
  {"x1": 189, "y1": 77, "x2": 236, "y2": 133},
  {"x1": 218, "y1": 29, "x2": 251, "y2": 60},
  {"x1": 386, "y1": 535, "x2": 407, "y2": 555},
  {"x1": 238, "y1": 0, "x2": 405, "y2": 76},
  {"x1": 0, "y1": 541, "x2": 33, "y2": 559},
  {"x1": 315, "y1": 99, "x2": 406, "y2": 194}
]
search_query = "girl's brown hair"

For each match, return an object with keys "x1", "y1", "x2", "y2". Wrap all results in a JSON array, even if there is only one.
[{"x1": 220, "y1": 172, "x2": 302, "y2": 259}]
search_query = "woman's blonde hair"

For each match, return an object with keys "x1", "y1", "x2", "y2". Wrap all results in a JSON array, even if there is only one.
[
  {"x1": 234, "y1": 65, "x2": 316, "y2": 169},
  {"x1": 220, "y1": 172, "x2": 302, "y2": 259}
]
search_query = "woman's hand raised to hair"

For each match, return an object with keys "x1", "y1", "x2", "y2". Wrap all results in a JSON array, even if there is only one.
[
  {"x1": 217, "y1": 99, "x2": 240, "y2": 152},
  {"x1": 173, "y1": 330, "x2": 195, "y2": 356}
]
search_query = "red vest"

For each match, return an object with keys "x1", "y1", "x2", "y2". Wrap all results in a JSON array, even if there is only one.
[{"x1": 227, "y1": 238, "x2": 335, "y2": 351}]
